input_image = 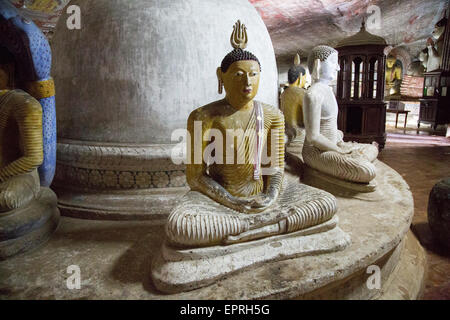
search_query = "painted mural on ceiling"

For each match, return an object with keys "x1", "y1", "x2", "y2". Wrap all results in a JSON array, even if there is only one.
[
  {"x1": 9, "y1": 0, "x2": 70, "y2": 36},
  {"x1": 6, "y1": 0, "x2": 448, "y2": 64},
  {"x1": 249, "y1": 0, "x2": 447, "y2": 64}
]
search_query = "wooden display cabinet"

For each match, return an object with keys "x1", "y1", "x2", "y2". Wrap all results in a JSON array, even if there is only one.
[
  {"x1": 418, "y1": 70, "x2": 450, "y2": 130},
  {"x1": 336, "y1": 22, "x2": 388, "y2": 150}
]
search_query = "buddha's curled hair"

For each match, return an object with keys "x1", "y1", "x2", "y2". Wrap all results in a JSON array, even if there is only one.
[
  {"x1": 221, "y1": 48, "x2": 261, "y2": 73},
  {"x1": 307, "y1": 45, "x2": 338, "y2": 74},
  {"x1": 288, "y1": 65, "x2": 306, "y2": 84}
]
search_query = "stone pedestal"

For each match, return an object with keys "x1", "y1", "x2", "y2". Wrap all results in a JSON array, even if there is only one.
[
  {"x1": 302, "y1": 165, "x2": 377, "y2": 194},
  {"x1": 0, "y1": 188, "x2": 60, "y2": 260},
  {"x1": 0, "y1": 161, "x2": 425, "y2": 299},
  {"x1": 428, "y1": 177, "x2": 450, "y2": 247},
  {"x1": 152, "y1": 215, "x2": 350, "y2": 293},
  {"x1": 51, "y1": 0, "x2": 279, "y2": 220}
]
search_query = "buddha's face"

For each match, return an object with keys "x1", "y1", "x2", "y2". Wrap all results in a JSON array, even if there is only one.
[
  {"x1": 386, "y1": 57, "x2": 396, "y2": 68},
  {"x1": 220, "y1": 60, "x2": 260, "y2": 104},
  {"x1": 0, "y1": 66, "x2": 9, "y2": 89},
  {"x1": 319, "y1": 52, "x2": 340, "y2": 81}
]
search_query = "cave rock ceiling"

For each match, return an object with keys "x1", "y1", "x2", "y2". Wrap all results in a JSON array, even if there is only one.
[{"x1": 8, "y1": 0, "x2": 449, "y2": 66}]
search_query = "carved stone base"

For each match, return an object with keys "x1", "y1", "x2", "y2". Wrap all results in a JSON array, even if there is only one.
[
  {"x1": 53, "y1": 140, "x2": 189, "y2": 221},
  {"x1": 55, "y1": 186, "x2": 187, "y2": 222},
  {"x1": 303, "y1": 165, "x2": 377, "y2": 195},
  {"x1": 0, "y1": 188, "x2": 60, "y2": 260},
  {"x1": 297, "y1": 230, "x2": 425, "y2": 300},
  {"x1": 152, "y1": 216, "x2": 351, "y2": 293}
]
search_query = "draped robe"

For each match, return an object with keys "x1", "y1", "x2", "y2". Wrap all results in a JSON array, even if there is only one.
[{"x1": 166, "y1": 100, "x2": 336, "y2": 247}]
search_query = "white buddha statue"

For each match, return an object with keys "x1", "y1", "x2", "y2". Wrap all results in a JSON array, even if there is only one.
[
  {"x1": 302, "y1": 45, "x2": 379, "y2": 188},
  {"x1": 426, "y1": 16, "x2": 447, "y2": 72}
]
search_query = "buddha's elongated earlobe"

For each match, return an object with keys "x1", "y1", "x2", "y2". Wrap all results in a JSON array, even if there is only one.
[
  {"x1": 302, "y1": 76, "x2": 307, "y2": 89},
  {"x1": 216, "y1": 67, "x2": 223, "y2": 94},
  {"x1": 218, "y1": 79, "x2": 223, "y2": 94},
  {"x1": 312, "y1": 58, "x2": 321, "y2": 81}
]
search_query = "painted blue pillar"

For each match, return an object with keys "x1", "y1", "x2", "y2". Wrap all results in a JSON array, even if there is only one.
[{"x1": 0, "y1": 1, "x2": 56, "y2": 187}]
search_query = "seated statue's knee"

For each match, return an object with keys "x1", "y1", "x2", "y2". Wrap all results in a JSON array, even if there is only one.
[
  {"x1": 353, "y1": 161, "x2": 376, "y2": 183},
  {"x1": 166, "y1": 206, "x2": 250, "y2": 247},
  {"x1": 286, "y1": 191, "x2": 336, "y2": 233},
  {"x1": 166, "y1": 210, "x2": 221, "y2": 247},
  {"x1": 166, "y1": 210, "x2": 194, "y2": 246},
  {"x1": 320, "y1": 192, "x2": 338, "y2": 217}
]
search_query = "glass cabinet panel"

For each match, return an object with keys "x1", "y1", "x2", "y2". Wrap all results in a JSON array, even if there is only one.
[
  {"x1": 351, "y1": 61, "x2": 355, "y2": 98},
  {"x1": 351, "y1": 57, "x2": 364, "y2": 99},
  {"x1": 368, "y1": 57, "x2": 378, "y2": 99}
]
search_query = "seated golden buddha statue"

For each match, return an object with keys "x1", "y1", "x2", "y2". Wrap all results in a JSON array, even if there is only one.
[
  {"x1": 302, "y1": 45, "x2": 379, "y2": 191},
  {"x1": 280, "y1": 54, "x2": 307, "y2": 159},
  {"x1": 0, "y1": 57, "x2": 59, "y2": 260},
  {"x1": 385, "y1": 55, "x2": 402, "y2": 97},
  {"x1": 152, "y1": 22, "x2": 350, "y2": 294},
  {"x1": 0, "y1": 64, "x2": 42, "y2": 212}
]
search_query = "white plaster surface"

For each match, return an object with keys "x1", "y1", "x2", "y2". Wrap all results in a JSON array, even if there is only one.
[{"x1": 52, "y1": 0, "x2": 279, "y2": 144}]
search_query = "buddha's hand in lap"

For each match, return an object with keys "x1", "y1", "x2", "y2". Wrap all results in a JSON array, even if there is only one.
[
  {"x1": 223, "y1": 196, "x2": 256, "y2": 213},
  {"x1": 336, "y1": 143, "x2": 353, "y2": 155},
  {"x1": 349, "y1": 149, "x2": 367, "y2": 160},
  {"x1": 237, "y1": 193, "x2": 276, "y2": 213},
  {"x1": 337, "y1": 141, "x2": 368, "y2": 155},
  {"x1": 250, "y1": 193, "x2": 276, "y2": 211},
  {"x1": 345, "y1": 145, "x2": 372, "y2": 161}
]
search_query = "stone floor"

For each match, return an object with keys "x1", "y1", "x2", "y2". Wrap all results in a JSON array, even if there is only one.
[
  {"x1": 0, "y1": 123, "x2": 448, "y2": 300},
  {"x1": 0, "y1": 161, "x2": 421, "y2": 300},
  {"x1": 379, "y1": 125, "x2": 450, "y2": 300}
]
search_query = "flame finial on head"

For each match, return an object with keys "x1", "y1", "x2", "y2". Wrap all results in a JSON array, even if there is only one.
[
  {"x1": 221, "y1": 20, "x2": 260, "y2": 73},
  {"x1": 230, "y1": 20, "x2": 248, "y2": 50},
  {"x1": 294, "y1": 53, "x2": 301, "y2": 66}
]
